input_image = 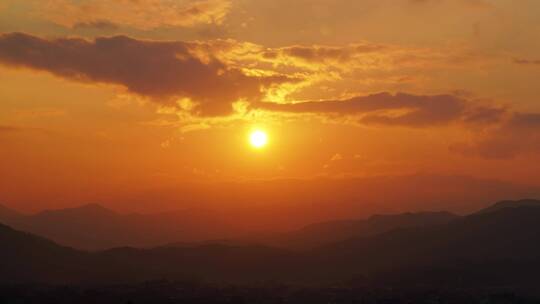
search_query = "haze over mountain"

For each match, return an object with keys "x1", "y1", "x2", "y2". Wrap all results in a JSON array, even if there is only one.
[
  {"x1": 0, "y1": 203, "x2": 461, "y2": 251},
  {"x1": 2, "y1": 174, "x2": 539, "y2": 250},
  {"x1": 0, "y1": 204, "x2": 22, "y2": 223},
  {"x1": 5, "y1": 174, "x2": 539, "y2": 220},
  {"x1": 0, "y1": 203, "x2": 247, "y2": 251}
]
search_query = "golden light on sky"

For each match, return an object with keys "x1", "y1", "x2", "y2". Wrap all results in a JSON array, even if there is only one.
[
  {"x1": 249, "y1": 130, "x2": 268, "y2": 149},
  {"x1": 0, "y1": 0, "x2": 540, "y2": 213},
  {"x1": 2, "y1": 5, "x2": 540, "y2": 294}
]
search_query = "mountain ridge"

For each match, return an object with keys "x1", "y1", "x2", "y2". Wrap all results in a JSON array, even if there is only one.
[
  {"x1": 2, "y1": 202, "x2": 540, "y2": 286},
  {"x1": 475, "y1": 198, "x2": 540, "y2": 214},
  {"x1": 258, "y1": 211, "x2": 460, "y2": 250}
]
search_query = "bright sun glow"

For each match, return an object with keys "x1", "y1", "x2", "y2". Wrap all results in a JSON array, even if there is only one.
[{"x1": 249, "y1": 130, "x2": 268, "y2": 149}]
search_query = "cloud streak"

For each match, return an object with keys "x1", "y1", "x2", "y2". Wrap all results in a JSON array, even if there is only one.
[
  {"x1": 252, "y1": 92, "x2": 506, "y2": 127},
  {"x1": 0, "y1": 125, "x2": 20, "y2": 132},
  {"x1": 37, "y1": 0, "x2": 232, "y2": 30},
  {"x1": 514, "y1": 58, "x2": 540, "y2": 66}
]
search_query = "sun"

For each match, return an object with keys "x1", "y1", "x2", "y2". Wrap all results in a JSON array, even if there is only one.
[{"x1": 249, "y1": 130, "x2": 268, "y2": 149}]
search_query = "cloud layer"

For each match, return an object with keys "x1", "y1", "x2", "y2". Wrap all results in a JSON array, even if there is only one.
[
  {"x1": 452, "y1": 112, "x2": 540, "y2": 159},
  {"x1": 253, "y1": 92, "x2": 506, "y2": 127},
  {"x1": 0, "y1": 32, "x2": 538, "y2": 159},
  {"x1": 37, "y1": 0, "x2": 232, "y2": 30},
  {"x1": 0, "y1": 32, "x2": 293, "y2": 115}
]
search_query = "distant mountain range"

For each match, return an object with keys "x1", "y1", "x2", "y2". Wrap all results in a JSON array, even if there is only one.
[
  {"x1": 256, "y1": 211, "x2": 459, "y2": 250},
  {"x1": 5, "y1": 174, "x2": 539, "y2": 240},
  {"x1": 2, "y1": 198, "x2": 540, "y2": 252},
  {"x1": 0, "y1": 203, "x2": 464, "y2": 251},
  {"x1": 0, "y1": 203, "x2": 248, "y2": 250},
  {"x1": 475, "y1": 198, "x2": 540, "y2": 214},
  {"x1": 1, "y1": 199, "x2": 540, "y2": 287}
]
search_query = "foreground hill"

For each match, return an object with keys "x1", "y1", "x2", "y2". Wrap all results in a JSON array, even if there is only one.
[
  {"x1": 0, "y1": 222, "x2": 86, "y2": 283},
  {"x1": 0, "y1": 221, "x2": 299, "y2": 284}
]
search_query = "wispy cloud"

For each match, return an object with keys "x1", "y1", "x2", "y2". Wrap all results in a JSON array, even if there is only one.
[
  {"x1": 253, "y1": 92, "x2": 506, "y2": 128},
  {"x1": 514, "y1": 58, "x2": 540, "y2": 66},
  {"x1": 37, "y1": 0, "x2": 232, "y2": 30}
]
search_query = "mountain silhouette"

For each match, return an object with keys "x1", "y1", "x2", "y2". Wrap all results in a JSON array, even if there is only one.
[
  {"x1": 475, "y1": 198, "x2": 540, "y2": 214},
  {"x1": 2, "y1": 175, "x2": 539, "y2": 250},
  {"x1": 0, "y1": 222, "x2": 86, "y2": 283},
  {"x1": 312, "y1": 204, "x2": 540, "y2": 286},
  {"x1": 0, "y1": 221, "x2": 299, "y2": 284},
  {"x1": 1, "y1": 199, "x2": 540, "y2": 288},
  {"x1": 259, "y1": 211, "x2": 459, "y2": 250},
  {"x1": 0, "y1": 203, "x2": 460, "y2": 251},
  {"x1": 0, "y1": 203, "x2": 23, "y2": 223},
  {"x1": 0, "y1": 204, "x2": 246, "y2": 250}
]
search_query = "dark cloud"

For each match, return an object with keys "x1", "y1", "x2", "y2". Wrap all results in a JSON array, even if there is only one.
[
  {"x1": 0, "y1": 32, "x2": 293, "y2": 116},
  {"x1": 409, "y1": 0, "x2": 492, "y2": 9},
  {"x1": 514, "y1": 58, "x2": 540, "y2": 66},
  {"x1": 254, "y1": 92, "x2": 475, "y2": 127},
  {"x1": 509, "y1": 112, "x2": 540, "y2": 128},
  {"x1": 260, "y1": 44, "x2": 389, "y2": 68},
  {"x1": 283, "y1": 46, "x2": 352, "y2": 63},
  {"x1": 0, "y1": 125, "x2": 20, "y2": 132},
  {"x1": 462, "y1": 106, "x2": 507, "y2": 125},
  {"x1": 450, "y1": 112, "x2": 540, "y2": 159}
]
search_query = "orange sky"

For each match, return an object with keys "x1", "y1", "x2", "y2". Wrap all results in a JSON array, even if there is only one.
[{"x1": 1, "y1": 0, "x2": 540, "y2": 214}]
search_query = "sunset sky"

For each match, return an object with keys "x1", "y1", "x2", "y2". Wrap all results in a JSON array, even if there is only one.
[{"x1": 1, "y1": 0, "x2": 540, "y2": 215}]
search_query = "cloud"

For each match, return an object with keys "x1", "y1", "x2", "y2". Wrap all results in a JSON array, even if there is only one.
[
  {"x1": 462, "y1": 106, "x2": 507, "y2": 125},
  {"x1": 509, "y1": 112, "x2": 540, "y2": 128},
  {"x1": 169, "y1": 39, "x2": 493, "y2": 108},
  {"x1": 37, "y1": 0, "x2": 232, "y2": 30},
  {"x1": 513, "y1": 58, "x2": 540, "y2": 66},
  {"x1": 262, "y1": 44, "x2": 388, "y2": 69},
  {"x1": 253, "y1": 43, "x2": 484, "y2": 73},
  {"x1": 409, "y1": 0, "x2": 492, "y2": 9},
  {"x1": 190, "y1": 39, "x2": 487, "y2": 78},
  {"x1": 13, "y1": 108, "x2": 67, "y2": 119},
  {"x1": 0, "y1": 32, "x2": 507, "y2": 129},
  {"x1": 0, "y1": 32, "x2": 295, "y2": 115},
  {"x1": 72, "y1": 20, "x2": 119, "y2": 31},
  {"x1": 252, "y1": 92, "x2": 502, "y2": 127},
  {"x1": 330, "y1": 153, "x2": 343, "y2": 161},
  {"x1": 0, "y1": 125, "x2": 20, "y2": 132},
  {"x1": 450, "y1": 112, "x2": 540, "y2": 159}
]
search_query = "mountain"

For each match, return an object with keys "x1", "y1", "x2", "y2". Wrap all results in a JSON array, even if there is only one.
[
  {"x1": 2, "y1": 200, "x2": 540, "y2": 288},
  {"x1": 0, "y1": 204, "x2": 247, "y2": 251},
  {"x1": 0, "y1": 221, "x2": 299, "y2": 284},
  {"x1": 0, "y1": 204, "x2": 23, "y2": 223},
  {"x1": 259, "y1": 211, "x2": 459, "y2": 250},
  {"x1": 2, "y1": 174, "x2": 539, "y2": 250},
  {"x1": 313, "y1": 205, "x2": 540, "y2": 286},
  {"x1": 0, "y1": 222, "x2": 86, "y2": 283},
  {"x1": 475, "y1": 198, "x2": 540, "y2": 214}
]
